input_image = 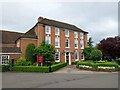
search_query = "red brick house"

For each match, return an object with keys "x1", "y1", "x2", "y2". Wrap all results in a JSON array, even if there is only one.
[{"x1": 0, "y1": 17, "x2": 88, "y2": 65}]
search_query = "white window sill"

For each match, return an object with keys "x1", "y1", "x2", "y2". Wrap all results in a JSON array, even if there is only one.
[
  {"x1": 65, "y1": 47, "x2": 70, "y2": 48},
  {"x1": 75, "y1": 59, "x2": 79, "y2": 61},
  {"x1": 55, "y1": 46, "x2": 60, "y2": 48},
  {"x1": 55, "y1": 60, "x2": 60, "y2": 62},
  {"x1": 55, "y1": 34, "x2": 60, "y2": 36}
]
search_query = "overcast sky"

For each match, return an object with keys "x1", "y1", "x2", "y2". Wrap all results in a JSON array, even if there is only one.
[{"x1": 0, "y1": 1, "x2": 118, "y2": 45}]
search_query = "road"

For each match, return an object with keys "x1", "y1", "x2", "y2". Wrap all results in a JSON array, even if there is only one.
[{"x1": 2, "y1": 65, "x2": 118, "y2": 88}]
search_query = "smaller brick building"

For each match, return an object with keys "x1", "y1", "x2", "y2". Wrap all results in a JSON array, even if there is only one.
[{"x1": 0, "y1": 30, "x2": 23, "y2": 65}]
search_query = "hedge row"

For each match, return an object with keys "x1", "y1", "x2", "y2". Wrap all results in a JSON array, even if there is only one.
[
  {"x1": 77, "y1": 61, "x2": 119, "y2": 71},
  {"x1": 13, "y1": 66, "x2": 49, "y2": 73},
  {"x1": 2, "y1": 65, "x2": 9, "y2": 72},
  {"x1": 51, "y1": 62, "x2": 67, "y2": 72},
  {"x1": 12, "y1": 62, "x2": 67, "y2": 73}
]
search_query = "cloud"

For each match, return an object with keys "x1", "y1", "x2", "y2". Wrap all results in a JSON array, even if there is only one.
[{"x1": 0, "y1": 1, "x2": 118, "y2": 44}]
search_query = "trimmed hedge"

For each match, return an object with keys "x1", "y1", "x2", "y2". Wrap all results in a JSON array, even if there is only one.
[
  {"x1": 2, "y1": 65, "x2": 9, "y2": 72},
  {"x1": 71, "y1": 62, "x2": 78, "y2": 65},
  {"x1": 13, "y1": 66, "x2": 49, "y2": 73},
  {"x1": 77, "y1": 62, "x2": 119, "y2": 69},
  {"x1": 51, "y1": 62, "x2": 67, "y2": 72}
]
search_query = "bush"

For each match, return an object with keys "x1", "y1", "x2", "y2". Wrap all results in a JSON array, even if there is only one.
[
  {"x1": 25, "y1": 43, "x2": 36, "y2": 62},
  {"x1": 96, "y1": 62, "x2": 119, "y2": 68},
  {"x1": 13, "y1": 66, "x2": 49, "y2": 73},
  {"x1": 77, "y1": 61, "x2": 119, "y2": 69},
  {"x1": 72, "y1": 62, "x2": 78, "y2": 65},
  {"x1": 2, "y1": 65, "x2": 9, "y2": 72},
  {"x1": 116, "y1": 58, "x2": 120, "y2": 65},
  {"x1": 14, "y1": 57, "x2": 33, "y2": 66},
  {"x1": 91, "y1": 49, "x2": 103, "y2": 61},
  {"x1": 51, "y1": 62, "x2": 67, "y2": 72}
]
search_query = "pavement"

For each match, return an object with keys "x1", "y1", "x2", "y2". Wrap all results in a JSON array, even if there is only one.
[{"x1": 2, "y1": 65, "x2": 119, "y2": 88}]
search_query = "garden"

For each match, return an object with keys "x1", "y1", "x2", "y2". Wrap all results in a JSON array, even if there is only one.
[
  {"x1": 76, "y1": 37, "x2": 120, "y2": 72},
  {"x1": 2, "y1": 41, "x2": 67, "y2": 72}
]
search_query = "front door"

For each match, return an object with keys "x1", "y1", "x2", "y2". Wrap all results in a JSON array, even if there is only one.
[{"x1": 65, "y1": 52, "x2": 71, "y2": 65}]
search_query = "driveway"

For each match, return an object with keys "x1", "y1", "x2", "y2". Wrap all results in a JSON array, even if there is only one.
[
  {"x1": 2, "y1": 65, "x2": 118, "y2": 88},
  {"x1": 53, "y1": 65, "x2": 117, "y2": 74}
]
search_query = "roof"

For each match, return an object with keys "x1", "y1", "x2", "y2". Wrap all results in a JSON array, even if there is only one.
[
  {"x1": 19, "y1": 17, "x2": 88, "y2": 40},
  {"x1": 1, "y1": 47, "x2": 21, "y2": 53},
  {"x1": 39, "y1": 18, "x2": 88, "y2": 33},
  {"x1": 0, "y1": 30, "x2": 23, "y2": 44},
  {"x1": 20, "y1": 28, "x2": 37, "y2": 39}
]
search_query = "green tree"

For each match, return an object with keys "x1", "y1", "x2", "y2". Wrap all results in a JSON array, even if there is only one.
[
  {"x1": 91, "y1": 49, "x2": 103, "y2": 61},
  {"x1": 88, "y1": 37, "x2": 93, "y2": 47},
  {"x1": 83, "y1": 47, "x2": 95, "y2": 60},
  {"x1": 34, "y1": 41, "x2": 56, "y2": 64},
  {"x1": 25, "y1": 43, "x2": 36, "y2": 62}
]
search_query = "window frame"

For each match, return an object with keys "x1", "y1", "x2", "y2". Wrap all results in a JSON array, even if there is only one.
[
  {"x1": 81, "y1": 50, "x2": 84, "y2": 60},
  {"x1": 55, "y1": 27, "x2": 60, "y2": 36},
  {"x1": 74, "y1": 39, "x2": 78, "y2": 49},
  {"x1": 55, "y1": 50, "x2": 60, "y2": 62},
  {"x1": 55, "y1": 37, "x2": 60, "y2": 48},
  {"x1": 80, "y1": 32, "x2": 84, "y2": 39},
  {"x1": 1, "y1": 55, "x2": 9, "y2": 65},
  {"x1": 80, "y1": 39, "x2": 84, "y2": 49},
  {"x1": 65, "y1": 29, "x2": 69, "y2": 37},
  {"x1": 45, "y1": 25, "x2": 51, "y2": 34},
  {"x1": 45, "y1": 35, "x2": 51, "y2": 44},
  {"x1": 65, "y1": 38, "x2": 70, "y2": 48},
  {"x1": 74, "y1": 32, "x2": 78, "y2": 38},
  {"x1": 75, "y1": 51, "x2": 79, "y2": 61}
]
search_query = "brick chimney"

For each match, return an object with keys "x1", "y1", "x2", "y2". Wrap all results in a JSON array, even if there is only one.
[{"x1": 38, "y1": 17, "x2": 44, "y2": 22}]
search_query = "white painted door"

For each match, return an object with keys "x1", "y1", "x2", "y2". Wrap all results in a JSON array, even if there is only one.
[{"x1": 65, "y1": 52, "x2": 71, "y2": 65}]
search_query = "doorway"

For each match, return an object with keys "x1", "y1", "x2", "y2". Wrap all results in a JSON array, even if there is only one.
[{"x1": 65, "y1": 52, "x2": 71, "y2": 65}]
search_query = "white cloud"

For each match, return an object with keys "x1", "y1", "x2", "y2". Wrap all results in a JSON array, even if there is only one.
[{"x1": 0, "y1": 2, "x2": 118, "y2": 44}]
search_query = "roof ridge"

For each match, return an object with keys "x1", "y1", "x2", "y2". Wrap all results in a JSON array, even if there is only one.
[
  {"x1": 44, "y1": 18, "x2": 75, "y2": 26},
  {"x1": 0, "y1": 30, "x2": 23, "y2": 34}
]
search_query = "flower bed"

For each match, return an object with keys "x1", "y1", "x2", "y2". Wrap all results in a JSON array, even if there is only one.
[{"x1": 77, "y1": 61, "x2": 119, "y2": 72}]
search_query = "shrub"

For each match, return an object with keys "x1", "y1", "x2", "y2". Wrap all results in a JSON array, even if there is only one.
[
  {"x1": 77, "y1": 61, "x2": 119, "y2": 70},
  {"x1": 25, "y1": 43, "x2": 36, "y2": 62},
  {"x1": 51, "y1": 62, "x2": 67, "y2": 72},
  {"x1": 13, "y1": 66, "x2": 49, "y2": 73},
  {"x1": 14, "y1": 57, "x2": 33, "y2": 66},
  {"x1": 91, "y1": 49, "x2": 103, "y2": 61},
  {"x1": 116, "y1": 58, "x2": 120, "y2": 65},
  {"x1": 34, "y1": 41, "x2": 56, "y2": 64},
  {"x1": 96, "y1": 62, "x2": 119, "y2": 68},
  {"x1": 2, "y1": 65, "x2": 9, "y2": 72},
  {"x1": 72, "y1": 62, "x2": 78, "y2": 65}
]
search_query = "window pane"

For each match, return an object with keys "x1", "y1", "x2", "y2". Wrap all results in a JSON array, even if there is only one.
[
  {"x1": 55, "y1": 52, "x2": 60, "y2": 61},
  {"x1": 55, "y1": 28, "x2": 59, "y2": 35}
]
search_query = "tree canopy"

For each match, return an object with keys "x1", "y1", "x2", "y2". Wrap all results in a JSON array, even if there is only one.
[
  {"x1": 25, "y1": 43, "x2": 36, "y2": 62},
  {"x1": 97, "y1": 36, "x2": 120, "y2": 59},
  {"x1": 34, "y1": 41, "x2": 56, "y2": 62}
]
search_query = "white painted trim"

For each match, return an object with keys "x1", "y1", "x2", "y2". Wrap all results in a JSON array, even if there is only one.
[
  {"x1": 0, "y1": 55, "x2": 10, "y2": 65},
  {"x1": 45, "y1": 25, "x2": 51, "y2": 34},
  {"x1": 65, "y1": 52, "x2": 71, "y2": 65},
  {"x1": 69, "y1": 52, "x2": 71, "y2": 65},
  {"x1": 55, "y1": 50, "x2": 60, "y2": 62},
  {"x1": 0, "y1": 53, "x2": 21, "y2": 54},
  {"x1": 21, "y1": 38, "x2": 37, "y2": 40}
]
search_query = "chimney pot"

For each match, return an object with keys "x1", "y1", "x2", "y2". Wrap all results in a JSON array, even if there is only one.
[{"x1": 38, "y1": 17, "x2": 44, "y2": 22}]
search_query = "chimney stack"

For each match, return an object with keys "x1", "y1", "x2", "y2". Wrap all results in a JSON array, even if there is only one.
[{"x1": 38, "y1": 17, "x2": 44, "y2": 22}]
